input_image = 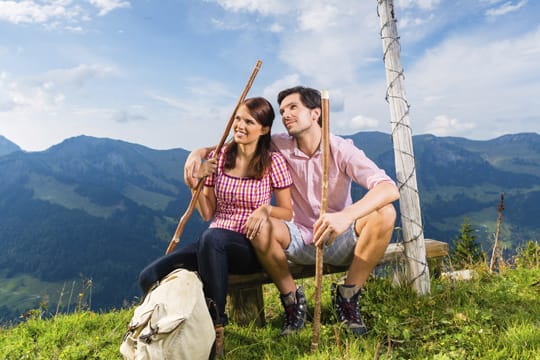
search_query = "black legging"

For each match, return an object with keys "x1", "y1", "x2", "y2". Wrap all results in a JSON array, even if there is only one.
[{"x1": 138, "y1": 228, "x2": 261, "y2": 325}]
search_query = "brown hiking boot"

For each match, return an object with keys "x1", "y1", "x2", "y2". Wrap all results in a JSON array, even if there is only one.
[
  {"x1": 332, "y1": 283, "x2": 367, "y2": 337},
  {"x1": 279, "y1": 286, "x2": 307, "y2": 335},
  {"x1": 214, "y1": 325, "x2": 224, "y2": 358}
]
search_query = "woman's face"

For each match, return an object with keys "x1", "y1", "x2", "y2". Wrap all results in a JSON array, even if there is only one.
[{"x1": 233, "y1": 104, "x2": 269, "y2": 145}]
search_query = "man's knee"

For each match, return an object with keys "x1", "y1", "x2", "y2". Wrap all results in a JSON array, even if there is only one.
[
  {"x1": 379, "y1": 203, "x2": 397, "y2": 230},
  {"x1": 355, "y1": 203, "x2": 397, "y2": 236}
]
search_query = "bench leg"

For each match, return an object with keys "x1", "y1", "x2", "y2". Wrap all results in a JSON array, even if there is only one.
[{"x1": 228, "y1": 285, "x2": 265, "y2": 327}]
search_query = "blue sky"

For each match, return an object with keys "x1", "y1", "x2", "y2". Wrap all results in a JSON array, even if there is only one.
[{"x1": 1, "y1": 0, "x2": 539, "y2": 152}]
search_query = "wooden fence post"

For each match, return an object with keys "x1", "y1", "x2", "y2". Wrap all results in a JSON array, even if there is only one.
[
  {"x1": 377, "y1": 0, "x2": 430, "y2": 294},
  {"x1": 489, "y1": 193, "x2": 505, "y2": 272}
]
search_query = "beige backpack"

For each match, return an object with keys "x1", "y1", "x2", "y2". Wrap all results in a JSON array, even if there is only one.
[{"x1": 120, "y1": 268, "x2": 216, "y2": 360}]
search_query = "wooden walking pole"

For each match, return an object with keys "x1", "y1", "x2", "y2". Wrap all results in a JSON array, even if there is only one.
[
  {"x1": 311, "y1": 89, "x2": 330, "y2": 352},
  {"x1": 377, "y1": 0, "x2": 430, "y2": 294},
  {"x1": 165, "y1": 60, "x2": 263, "y2": 254}
]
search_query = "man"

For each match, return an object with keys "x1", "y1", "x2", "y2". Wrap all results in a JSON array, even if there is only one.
[{"x1": 185, "y1": 86, "x2": 399, "y2": 337}]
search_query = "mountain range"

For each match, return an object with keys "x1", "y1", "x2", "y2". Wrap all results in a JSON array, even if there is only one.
[{"x1": 0, "y1": 132, "x2": 539, "y2": 322}]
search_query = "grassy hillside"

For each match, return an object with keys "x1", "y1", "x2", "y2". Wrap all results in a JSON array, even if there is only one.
[
  {"x1": 2, "y1": 133, "x2": 540, "y2": 326},
  {"x1": 1, "y1": 259, "x2": 539, "y2": 359}
]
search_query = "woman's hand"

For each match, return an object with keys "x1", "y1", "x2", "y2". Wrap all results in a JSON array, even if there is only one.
[
  {"x1": 184, "y1": 147, "x2": 213, "y2": 188},
  {"x1": 243, "y1": 205, "x2": 271, "y2": 240},
  {"x1": 198, "y1": 158, "x2": 217, "y2": 179}
]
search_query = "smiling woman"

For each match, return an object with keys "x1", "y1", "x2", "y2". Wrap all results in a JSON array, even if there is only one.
[{"x1": 138, "y1": 93, "x2": 293, "y2": 356}]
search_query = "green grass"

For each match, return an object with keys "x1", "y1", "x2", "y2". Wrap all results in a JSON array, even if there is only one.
[
  {"x1": 0, "y1": 273, "x2": 94, "y2": 321},
  {"x1": 1, "y1": 266, "x2": 539, "y2": 359}
]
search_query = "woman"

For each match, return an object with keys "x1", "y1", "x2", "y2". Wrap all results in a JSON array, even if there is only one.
[{"x1": 138, "y1": 97, "x2": 293, "y2": 356}]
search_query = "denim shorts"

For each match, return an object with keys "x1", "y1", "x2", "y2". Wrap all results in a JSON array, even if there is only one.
[{"x1": 283, "y1": 221, "x2": 358, "y2": 267}]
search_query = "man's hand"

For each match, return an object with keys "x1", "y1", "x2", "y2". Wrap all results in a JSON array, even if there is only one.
[{"x1": 313, "y1": 212, "x2": 353, "y2": 247}]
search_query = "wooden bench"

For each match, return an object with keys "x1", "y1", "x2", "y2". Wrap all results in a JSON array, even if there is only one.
[{"x1": 227, "y1": 239, "x2": 449, "y2": 326}]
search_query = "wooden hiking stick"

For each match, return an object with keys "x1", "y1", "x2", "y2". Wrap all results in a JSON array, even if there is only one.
[
  {"x1": 311, "y1": 89, "x2": 330, "y2": 351},
  {"x1": 165, "y1": 60, "x2": 263, "y2": 255}
]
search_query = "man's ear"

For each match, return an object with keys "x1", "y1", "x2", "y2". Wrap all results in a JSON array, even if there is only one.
[{"x1": 311, "y1": 108, "x2": 321, "y2": 122}]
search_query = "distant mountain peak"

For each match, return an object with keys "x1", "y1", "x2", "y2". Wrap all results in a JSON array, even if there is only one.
[
  {"x1": 0, "y1": 135, "x2": 22, "y2": 156},
  {"x1": 492, "y1": 133, "x2": 540, "y2": 143}
]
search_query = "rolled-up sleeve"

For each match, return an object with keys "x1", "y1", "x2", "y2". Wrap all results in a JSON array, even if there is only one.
[{"x1": 340, "y1": 138, "x2": 395, "y2": 190}]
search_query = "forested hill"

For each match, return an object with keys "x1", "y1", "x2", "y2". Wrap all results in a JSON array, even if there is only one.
[
  {"x1": 344, "y1": 132, "x2": 540, "y2": 245},
  {"x1": 0, "y1": 135, "x2": 208, "y2": 321},
  {"x1": 0, "y1": 132, "x2": 539, "y2": 322}
]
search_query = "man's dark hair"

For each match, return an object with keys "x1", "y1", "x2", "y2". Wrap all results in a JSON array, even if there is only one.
[{"x1": 277, "y1": 86, "x2": 322, "y2": 127}]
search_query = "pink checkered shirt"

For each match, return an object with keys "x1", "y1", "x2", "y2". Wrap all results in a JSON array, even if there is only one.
[{"x1": 204, "y1": 148, "x2": 292, "y2": 235}]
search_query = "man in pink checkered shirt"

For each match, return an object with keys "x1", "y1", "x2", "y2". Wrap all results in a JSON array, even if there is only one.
[{"x1": 185, "y1": 86, "x2": 400, "y2": 337}]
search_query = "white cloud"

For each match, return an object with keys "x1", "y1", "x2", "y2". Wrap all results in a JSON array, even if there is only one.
[
  {"x1": 350, "y1": 115, "x2": 379, "y2": 131},
  {"x1": 0, "y1": 0, "x2": 81, "y2": 24},
  {"x1": 396, "y1": 0, "x2": 441, "y2": 10},
  {"x1": 269, "y1": 22, "x2": 283, "y2": 33},
  {"x1": 87, "y1": 0, "x2": 130, "y2": 16},
  {"x1": 206, "y1": 1, "x2": 382, "y2": 87},
  {"x1": 210, "y1": 0, "x2": 290, "y2": 15},
  {"x1": 0, "y1": 0, "x2": 129, "y2": 27},
  {"x1": 0, "y1": 72, "x2": 63, "y2": 112},
  {"x1": 398, "y1": 13, "x2": 434, "y2": 30},
  {"x1": 3, "y1": 1, "x2": 539, "y2": 152},
  {"x1": 485, "y1": 0, "x2": 527, "y2": 17},
  {"x1": 210, "y1": 17, "x2": 247, "y2": 30},
  {"x1": 262, "y1": 74, "x2": 302, "y2": 103},
  {"x1": 43, "y1": 64, "x2": 116, "y2": 88},
  {"x1": 424, "y1": 115, "x2": 476, "y2": 137},
  {"x1": 0, "y1": 64, "x2": 119, "y2": 151},
  {"x1": 297, "y1": 3, "x2": 340, "y2": 31},
  {"x1": 406, "y1": 25, "x2": 540, "y2": 138},
  {"x1": 64, "y1": 25, "x2": 84, "y2": 32},
  {"x1": 275, "y1": 2, "x2": 381, "y2": 86},
  {"x1": 0, "y1": 64, "x2": 115, "y2": 117}
]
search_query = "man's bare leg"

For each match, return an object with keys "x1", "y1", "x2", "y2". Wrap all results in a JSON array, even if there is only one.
[
  {"x1": 334, "y1": 204, "x2": 396, "y2": 336},
  {"x1": 346, "y1": 204, "x2": 397, "y2": 286}
]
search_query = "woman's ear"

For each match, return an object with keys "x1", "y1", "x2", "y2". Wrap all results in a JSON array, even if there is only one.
[{"x1": 261, "y1": 126, "x2": 270, "y2": 135}]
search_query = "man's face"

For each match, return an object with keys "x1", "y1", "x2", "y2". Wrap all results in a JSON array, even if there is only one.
[{"x1": 279, "y1": 93, "x2": 319, "y2": 136}]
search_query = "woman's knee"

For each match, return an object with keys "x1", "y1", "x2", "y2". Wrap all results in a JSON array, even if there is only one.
[
  {"x1": 199, "y1": 229, "x2": 233, "y2": 257},
  {"x1": 199, "y1": 229, "x2": 219, "y2": 251}
]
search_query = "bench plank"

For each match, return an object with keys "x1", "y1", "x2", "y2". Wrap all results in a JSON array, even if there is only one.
[{"x1": 228, "y1": 239, "x2": 448, "y2": 325}]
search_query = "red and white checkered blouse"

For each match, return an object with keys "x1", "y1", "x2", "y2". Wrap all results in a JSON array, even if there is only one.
[{"x1": 204, "y1": 147, "x2": 292, "y2": 235}]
